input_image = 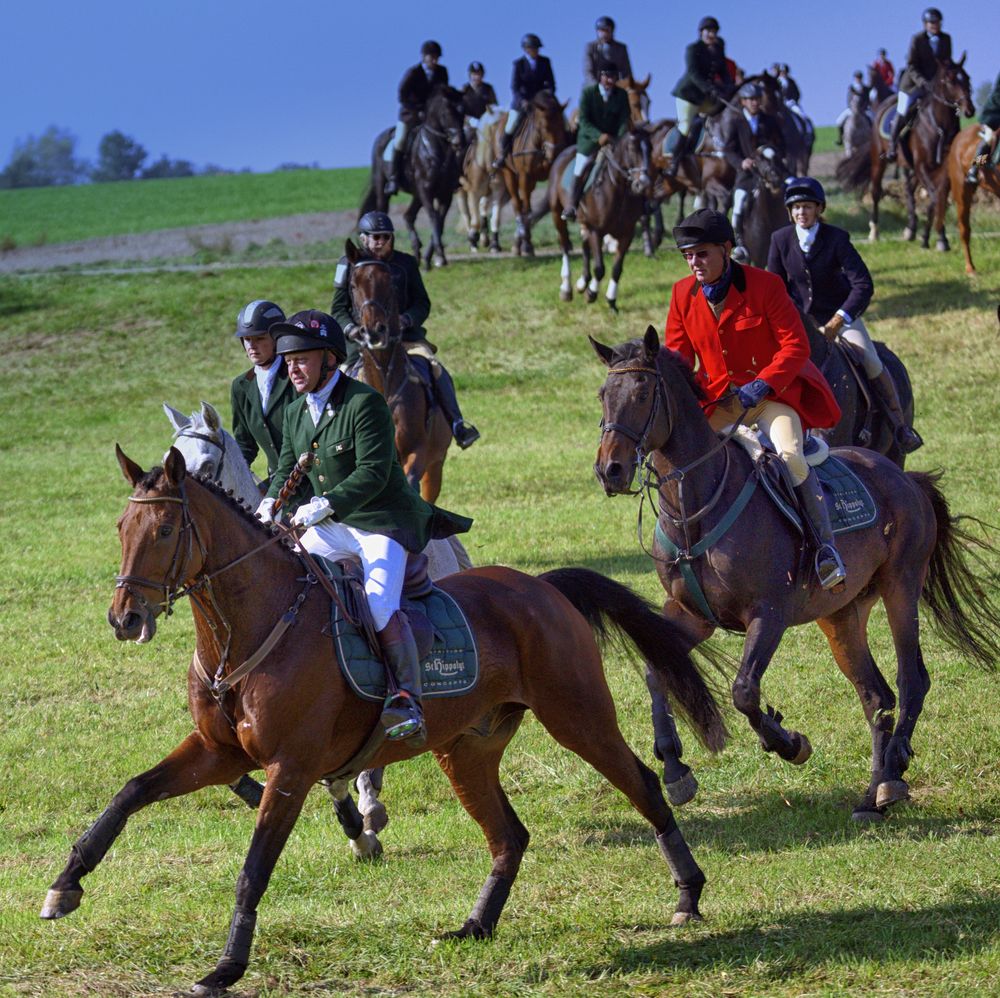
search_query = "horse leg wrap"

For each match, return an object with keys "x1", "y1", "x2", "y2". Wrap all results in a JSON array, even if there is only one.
[
  {"x1": 229, "y1": 775, "x2": 264, "y2": 809},
  {"x1": 656, "y1": 825, "x2": 704, "y2": 889},
  {"x1": 331, "y1": 792, "x2": 364, "y2": 841},
  {"x1": 222, "y1": 906, "x2": 257, "y2": 968},
  {"x1": 73, "y1": 803, "x2": 128, "y2": 872},
  {"x1": 468, "y1": 874, "x2": 513, "y2": 936}
]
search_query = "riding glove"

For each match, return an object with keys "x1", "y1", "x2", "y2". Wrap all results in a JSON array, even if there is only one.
[
  {"x1": 291, "y1": 496, "x2": 333, "y2": 529},
  {"x1": 255, "y1": 497, "x2": 277, "y2": 524},
  {"x1": 820, "y1": 313, "x2": 845, "y2": 341},
  {"x1": 737, "y1": 379, "x2": 771, "y2": 409}
]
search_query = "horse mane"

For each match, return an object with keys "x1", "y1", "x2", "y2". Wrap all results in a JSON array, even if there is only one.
[
  {"x1": 611, "y1": 338, "x2": 706, "y2": 403},
  {"x1": 532, "y1": 90, "x2": 560, "y2": 112}
]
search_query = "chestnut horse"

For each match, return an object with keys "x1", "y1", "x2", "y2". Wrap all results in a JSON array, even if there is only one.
[
  {"x1": 837, "y1": 58, "x2": 973, "y2": 250},
  {"x1": 550, "y1": 127, "x2": 653, "y2": 312},
  {"x1": 592, "y1": 328, "x2": 1000, "y2": 821},
  {"x1": 457, "y1": 117, "x2": 509, "y2": 253},
  {"x1": 492, "y1": 90, "x2": 569, "y2": 256},
  {"x1": 345, "y1": 239, "x2": 451, "y2": 503},
  {"x1": 361, "y1": 87, "x2": 467, "y2": 268},
  {"x1": 42, "y1": 446, "x2": 727, "y2": 995},
  {"x1": 948, "y1": 122, "x2": 1000, "y2": 274}
]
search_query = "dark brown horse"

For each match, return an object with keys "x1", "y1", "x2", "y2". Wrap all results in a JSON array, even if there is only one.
[
  {"x1": 837, "y1": 58, "x2": 973, "y2": 250},
  {"x1": 801, "y1": 312, "x2": 915, "y2": 468},
  {"x1": 592, "y1": 328, "x2": 1000, "y2": 821},
  {"x1": 493, "y1": 90, "x2": 569, "y2": 256},
  {"x1": 736, "y1": 147, "x2": 789, "y2": 267},
  {"x1": 948, "y1": 122, "x2": 1000, "y2": 274},
  {"x1": 550, "y1": 128, "x2": 653, "y2": 312},
  {"x1": 42, "y1": 446, "x2": 727, "y2": 995},
  {"x1": 746, "y1": 71, "x2": 814, "y2": 176},
  {"x1": 361, "y1": 87, "x2": 467, "y2": 268},
  {"x1": 345, "y1": 239, "x2": 451, "y2": 503}
]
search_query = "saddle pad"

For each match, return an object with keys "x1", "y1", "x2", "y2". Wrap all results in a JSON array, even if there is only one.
[
  {"x1": 560, "y1": 149, "x2": 606, "y2": 195},
  {"x1": 319, "y1": 558, "x2": 479, "y2": 703},
  {"x1": 756, "y1": 453, "x2": 878, "y2": 536},
  {"x1": 878, "y1": 107, "x2": 896, "y2": 141},
  {"x1": 662, "y1": 119, "x2": 705, "y2": 157}
]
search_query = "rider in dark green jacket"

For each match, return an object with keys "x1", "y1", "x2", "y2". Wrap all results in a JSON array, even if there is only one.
[{"x1": 562, "y1": 61, "x2": 631, "y2": 221}]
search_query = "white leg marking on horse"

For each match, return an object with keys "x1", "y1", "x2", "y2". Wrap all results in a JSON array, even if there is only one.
[
  {"x1": 603, "y1": 235, "x2": 619, "y2": 254},
  {"x1": 576, "y1": 276, "x2": 587, "y2": 293},
  {"x1": 606, "y1": 278, "x2": 619, "y2": 301}
]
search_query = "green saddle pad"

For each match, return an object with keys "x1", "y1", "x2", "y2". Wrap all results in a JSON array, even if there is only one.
[
  {"x1": 318, "y1": 558, "x2": 479, "y2": 703},
  {"x1": 818, "y1": 455, "x2": 879, "y2": 533},
  {"x1": 560, "y1": 149, "x2": 606, "y2": 196}
]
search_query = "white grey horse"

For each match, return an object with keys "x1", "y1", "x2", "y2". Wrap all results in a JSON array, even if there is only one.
[{"x1": 164, "y1": 401, "x2": 472, "y2": 859}]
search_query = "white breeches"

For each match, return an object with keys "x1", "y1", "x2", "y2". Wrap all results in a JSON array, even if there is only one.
[
  {"x1": 573, "y1": 152, "x2": 591, "y2": 177},
  {"x1": 384, "y1": 122, "x2": 407, "y2": 161},
  {"x1": 896, "y1": 90, "x2": 914, "y2": 116},
  {"x1": 300, "y1": 521, "x2": 406, "y2": 630},
  {"x1": 840, "y1": 316, "x2": 882, "y2": 378},
  {"x1": 505, "y1": 110, "x2": 522, "y2": 135},
  {"x1": 675, "y1": 96, "x2": 716, "y2": 134}
]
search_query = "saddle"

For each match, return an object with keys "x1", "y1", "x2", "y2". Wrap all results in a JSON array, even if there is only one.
[
  {"x1": 560, "y1": 147, "x2": 609, "y2": 197},
  {"x1": 315, "y1": 555, "x2": 479, "y2": 703},
  {"x1": 662, "y1": 118, "x2": 708, "y2": 158}
]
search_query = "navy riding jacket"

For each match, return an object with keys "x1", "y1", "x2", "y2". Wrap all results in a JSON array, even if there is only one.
[
  {"x1": 510, "y1": 55, "x2": 556, "y2": 110},
  {"x1": 766, "y1": 222, "x2": 873, "y2": 326}
]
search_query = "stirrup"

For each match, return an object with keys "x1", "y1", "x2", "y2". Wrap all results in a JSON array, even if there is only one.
[
  {"x1": 453, "y1": 420, "x2": 480, "y2": 449},
  {"x1": 895, "y1": 424, "x2": 923, "y2": 454},
  {"x1": 561, "y1": 205, "x2": 578, "y2": 221},
  {"x1": 381, "y1": 692, "x2": 426, "y2": 742},
  {"x1": 731, "y1": 243, "x2": 750, "y2": 264},
  {"x1": 815, "y1": 545, "x2": 847, "y2": 591}
]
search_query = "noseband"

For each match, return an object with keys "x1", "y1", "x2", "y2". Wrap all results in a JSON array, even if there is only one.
[{"x1": 600, "y1": 364, "x2": 668, "y2": 475}]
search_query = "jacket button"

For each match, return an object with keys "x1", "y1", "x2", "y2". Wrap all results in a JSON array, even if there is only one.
[
  {"x1": 722, "y1": 349, "x2": 728, "y2": 355},
  {"x1": 311, "y1": 442, "x2": 319, "y2": 449}
]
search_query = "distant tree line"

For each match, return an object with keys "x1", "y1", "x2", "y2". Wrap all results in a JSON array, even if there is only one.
[{"x1": 0, "y1": 126, "x2": 224, "y2": 189}]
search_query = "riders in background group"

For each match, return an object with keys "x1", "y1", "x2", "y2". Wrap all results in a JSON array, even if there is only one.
[
  {"x1": 721, "y1": 82, "x2": 784, "y2": 262},
  {"x1": 385, "y1": 41, "x2": 450, "y2": 195},
  {"x1": 492, "y1": 33, "x2": 557, "y2": 170},
  {"x1": 561, "y1": 61, "x2": 631, "y2": 222},
  {"x1": 331, "y1": 211, "x2": 480, "y2": 449},
  {"x1": 872, "y1": 48, "x2": 895, "y2": 92},
  {"x1": 766, "y1": 177, "x2": 923, "y2": 455},
  {"x1": 886, "y1": 7, "x2": 952, "y2": 162},
  {"x1": 669, "y1": 15, "x2": 735, "y2": 178},
  {"x1": 583, "y1": 15, "x2": 632, "y2": 85},
  {"x1": 835, "y1": 71, "x2": 871, "y2": 146},
  {"x1": 967, "y1": 71, "x2": 1000, "y2": 185},
  {"x1": 460, "y1": 61, "x2": 498, "y2": 140}
]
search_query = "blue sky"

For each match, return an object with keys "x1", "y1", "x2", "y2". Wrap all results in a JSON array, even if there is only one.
[{"x1": 3, "y1": 0, "x2": 997, "y2": 174}]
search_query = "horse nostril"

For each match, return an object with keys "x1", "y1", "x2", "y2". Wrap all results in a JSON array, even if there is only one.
[{"x1": 605, "y1": 462, "x2": 623, "y2": 482}]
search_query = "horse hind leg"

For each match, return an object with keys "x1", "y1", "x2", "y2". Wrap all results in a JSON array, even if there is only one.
[
  {"x1": 322, "y1": 776, "x2": 384, "y2": 861},
  {"x1": 647, "y1": 673, "x2": 698, "y2": 805}
]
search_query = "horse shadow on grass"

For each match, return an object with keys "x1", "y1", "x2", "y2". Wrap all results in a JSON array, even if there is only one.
[
  {"x1": 567, "y1": 788, "x2": 1000, "y2": 858},
  {"x1": 871, "y1": 277, "x2": 1000, "y2": 319},
  {"x1": 574, "y1": 893, "x2": 1000, "y2": 980}
]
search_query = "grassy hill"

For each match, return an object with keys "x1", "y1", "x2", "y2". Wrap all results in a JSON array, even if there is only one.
[{"x1": 1, "y1": 160, "x2": 1000, "y2": 997}]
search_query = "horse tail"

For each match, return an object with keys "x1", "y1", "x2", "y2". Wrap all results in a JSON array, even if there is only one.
[
  {"x1": 913, "y1": 471, "x2": 1000, "y2": 670},
  {"x1": 836, "y1": 143, "x2": 872, "y2": 193},
  {"x1": 539, "y1": 567, "x2": 729, "y2": 752}
]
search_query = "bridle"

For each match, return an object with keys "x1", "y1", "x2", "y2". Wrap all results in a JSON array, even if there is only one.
[
  {"x1": 350, "y1": 258, "x2": 410, "y2": 408},
  {"x1": 173, "y1": 427, "x2": 226, "y2": 481}
]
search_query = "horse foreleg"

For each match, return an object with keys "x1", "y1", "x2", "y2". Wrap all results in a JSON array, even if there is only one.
[
  {"x1": 902, "y1": 171, "x2": 918, "y2": 242},
  {"x1": 732, "y1": 614, "x2": 811, "y2": 763},
  {"x1": 816, "y1": 599, "x2": 897, "y2": 821},
  {"x1": 579, "y1": 236, "x2": 595, "y2": 301},
  {"x1": 191, "y1": 765, "x2": 314, "y2": 996},
  {"x1": 605, "y1": 239, "x2": 633, "y2": 313},
  {"x1": 953, "y1": 174, "x2": 976, "y2": 273},
  {"x1": 489, "y1": 193, "x2": 503, "y2": 252},
  {"x1": 322, "y1": 776, "x2": 383, "y2": 861},
  {"x1": 42, "y1": 732, "x2": 250, "y2": 921},
  {"x1": 517, "y1": 176, "x2": 535, "y2": 256},
  {"x1": 931, "y1": 184, "x2": 950, "y2": 252}
]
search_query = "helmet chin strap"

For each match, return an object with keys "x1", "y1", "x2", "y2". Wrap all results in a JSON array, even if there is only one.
[{"x1": 306, "y1": 350, "x2": 336, "y2": 393}]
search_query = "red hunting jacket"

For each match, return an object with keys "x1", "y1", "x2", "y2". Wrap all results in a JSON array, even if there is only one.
[{"x1": 664, "y1": 262, "x2": 841, "y2": 431}]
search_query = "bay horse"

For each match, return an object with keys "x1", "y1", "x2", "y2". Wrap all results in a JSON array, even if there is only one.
[
  {"x1": 746, "y1": 71, "x2": 814, "y2": 177},
  {"x1": 361, "y1": 87, "x2": 467, "y2": 268},
  {"x1": 735, "y1": 147, "x2": 789, "y2": 268},
  {"x1": 798, "y1": 315, "x2": 915, "y2": 469},
  {"x1": 492, "y1": 90, "x2": 569, "y2": 256},
  {"x1": 457, "y1": 118, "x2": 509, "y2": 253},
  {"x1": 42, "y1": 445, "x2": 728, "y2": 996},
  {"x1": 550, "y1": 128, "x2": 653, "y2": 312},
  {"x1": 948, "y1": 122, "x2": 1000, "y2": 274},
  {"x1": 592, "y1": 328, "x2": 1000, "y2": 821},
  {"x1": 345, "y1": 238, "x2": 452, "y2": 503},
  {"x1": 837, "y1": 58, "x2": 973, "y2": 249}
]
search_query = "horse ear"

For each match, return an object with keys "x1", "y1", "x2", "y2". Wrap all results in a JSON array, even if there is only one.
[
  {"x1": 589, "y1": 335, "x2": 614, "y2": 367},
  {"x1": 346, "y1": 238, "x2": 358, "y2": 262},
  {"x1": 958, "y1": 51, "x2": 967, "y2": 67},
  {"x1": 639, "y1": 74, "x2": 651, "y2": 89},
  {"x1": 163, "y1": 403, "x2": 189, "y2": 432},
  {"x1": 116, "y1": 444, "x2": 145, "y2": 486},
  {"x1": 561, "y1": 100, "x2": 569, "y2": 111},
  {"x1": 643, "y1": 325, "x2": 661, "y2": 359},
  {"x1": 201, "y1": 401, "x2": 221, "y2": 432},
  {"x1": 163, "y1": 446, "x2": 187, "y2": 488}
]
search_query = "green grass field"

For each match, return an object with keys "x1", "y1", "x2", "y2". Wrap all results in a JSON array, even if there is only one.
[{"x1": 1, "y1": 166, "x2": 999, "y2": 997}]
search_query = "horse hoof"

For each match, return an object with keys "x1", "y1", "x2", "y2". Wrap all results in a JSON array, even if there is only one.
[
  {"x1": 935, "y1": 240, "x2": 950, "y2": 252},
  {"x1": 607, "y1": 299, "x2": 619, "y2": 314},
  {"x1": 876, "y1": 779, "x2": 910, "y2": 809},
  {"x1": 432, "y1": 918, "x2": 490, "y2": 943},
  {"x1": 560, "y1": 289, "x2": 573, "y2": 302},
  {"x1": 362, "y1": 800, "x2": 389, "y2": 834},
  {"x1": 851, "y1": 805, "x2": 886, "y2": 823},
  {"x1": 902, "y1": 227, "x2": 915, "y2": 242},
  {"x1": 791, "y1": 733, "x2": 813, "y2": 765},
  {"x1": 584, "y1": 290, "x2": 598, "y2": 304},
  {"x1": 40, "y1": 888, "x2": 82, "y2": 919},
  {"x1": 670, "y1": 910, "x2": 704, "y2": 927},
  {"x1": 665, "y1": 770, "x2": 698, "y2": 806},
  {"x1": 350, "y1": 830, "x2": 384, "y2": 862},
  {"x1": 189, "y1": 984, "x2": 227, "y2": 998}
]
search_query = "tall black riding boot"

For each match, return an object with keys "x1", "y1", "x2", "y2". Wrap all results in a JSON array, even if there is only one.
[
  {"x1": 966, "y1": 139, "x2": 991, "y2": 184},
  {"x1": 795, "y1": 469, "x2": 847, "y2": 591},
  {"x1": 384, "y1": 150, "x2": 402, "y2": 195},
  {"x1": 433, "y1": 363, "x2": 480, "y2": 448},
  {"x1": 667, "y1": 129, "x2": 689, "y2": 177},
  {"x1": 491, "y1": 130, "x2": 513, "y2": 172},
  {"x1": 884, "y1": 107, "x2": 908, "y2": 162},
  {"x1": 377, "y1": 610, "x2": 426, "y2": 745},
  {"x1": 870, "y1": 368, "x2": 923, "y2": 453},
  {"x1": 562, "y1": 171, "x2": 587, "y2": 221}
]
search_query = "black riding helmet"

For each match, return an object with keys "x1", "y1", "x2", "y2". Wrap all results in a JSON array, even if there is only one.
[
  {"x1": 234, "y1": 300, "x2": 285, "y2": 339},
  {"x1": 421, "y1": 40, "x2": 442, "y2": 58},
  {"x1": 784, "y1": 177, "x2": 826, "y2": 207},
  {"x1": 673, "y1": 208, "x2": 735, "y2": 249},
  {"x1": 698, "y1": 16, "x2": 720, "y2": 31},
  {"x1": 270, "y1": 310, "x2": 347, "y2": 362},
  {"x1": 521, "y1": 33, "x2": 542, "y2": 50},
  {"x1": 595, "y1": 16, "x2": 615, "y2": 31},
  {"x1": 738, "y1": 82, "x2": 763, "y2": 100},
  {"x1": 922, "y1": 7, "x2": 943, "y2": 23},
  {"x1": 358, "y1": 211, "x2": 394, "y2": 235},
  {"x1": 468, "y1": 61, "x2": 485, "y2": 75}
]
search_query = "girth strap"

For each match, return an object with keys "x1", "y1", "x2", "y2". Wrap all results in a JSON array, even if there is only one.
[{"x1": 654, "y1": 470, "x2": 759, "y2": 628}]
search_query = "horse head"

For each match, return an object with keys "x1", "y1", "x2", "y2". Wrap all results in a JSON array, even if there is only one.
[
  {"x1": 937, "y1": 57, "x2": 974, "y2": 119},
  {"x1": 618, "y1": 74, "x2": 652, "y2": 126},
  {"x1": 590, "y1": 327, "x2": 675, "y2": 495},
  {"x1": 753, "y1": 148, "x2": 786, "y2": 194},
  {"x1": 616, "y1": 127, "x2": 653, "y2": 197},
  {"x1": 427, "y1": 86, "x2": 467, "y2": 152},
  {"x1": 346, "y1": 238, "x2": 400, "y2": 353},
  {"x1": 109, "y1": 446, "x2": 198, "y2": 644},
  {"x1": 164, "y1": 401, "x2": 227, "y2": 481},
  {"x1": 531, "y1": 90, "x2": 568, "y2": 166}
]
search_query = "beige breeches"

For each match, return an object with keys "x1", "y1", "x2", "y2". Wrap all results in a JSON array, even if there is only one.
[{"x1": 710, "y1": 396, "x2": 809, "y2": 486}]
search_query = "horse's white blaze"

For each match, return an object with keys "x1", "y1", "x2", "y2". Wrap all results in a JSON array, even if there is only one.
[{"x1": 606, "y1": 278, "x2": 619, "y2": 302}]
